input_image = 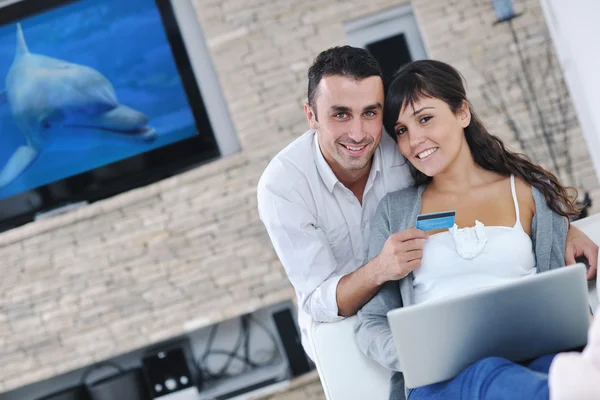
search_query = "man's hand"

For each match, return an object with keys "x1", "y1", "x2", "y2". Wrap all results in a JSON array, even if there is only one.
[
  {"x1": 566, "y1": 226, "x2": 599, "y2": 280},
  {"x1": 371, "y1": 228, "x2": 428, "y2": 285},
  {"x1": 336, "y1": 228, "x2": 427, "y2": 317}
]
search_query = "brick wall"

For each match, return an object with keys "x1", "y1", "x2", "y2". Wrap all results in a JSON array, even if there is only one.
[
  {"x1": 411, "y1": 0, "x2": 599, "y2": 200},
  {"x1": 1, "y1": 0, "x2": 596, "y2": 396}
]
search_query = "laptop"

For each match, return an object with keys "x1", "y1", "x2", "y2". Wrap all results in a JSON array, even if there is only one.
[{"x1": 387, "y1": 263, "x2": 591, "y2": 389}]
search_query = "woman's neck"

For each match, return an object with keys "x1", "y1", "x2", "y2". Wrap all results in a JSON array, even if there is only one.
[{"x1": 429, "y1": 145, "x2": 496, "y2": 195}]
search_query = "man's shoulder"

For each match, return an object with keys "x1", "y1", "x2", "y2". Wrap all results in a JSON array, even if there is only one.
[
  {"x1": 378, "y1": 132, "x2": 406, "y2": 168},
  {"x1": 258, "y1": 130, "x2": 316, "y2": 195},
  {"x1": 377, "y1": 133, "x2": 413, "y2": 191}
]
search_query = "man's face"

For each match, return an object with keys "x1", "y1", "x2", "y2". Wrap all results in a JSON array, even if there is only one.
[{"x1": 304, "y1": 75, "x2": 384, "y2": 175}]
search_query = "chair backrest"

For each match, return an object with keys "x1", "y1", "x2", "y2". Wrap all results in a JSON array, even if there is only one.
[
  {"x1": 310, "y1": 316, "x2": 390, "y2": 400},
  {"x1": 310, "y1": 213, "x2": 600, "y2": 400}
]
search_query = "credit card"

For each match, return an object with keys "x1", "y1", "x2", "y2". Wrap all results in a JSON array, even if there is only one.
[{"x1": 416, "y1": 210, "x2": 456, "y2": 231}]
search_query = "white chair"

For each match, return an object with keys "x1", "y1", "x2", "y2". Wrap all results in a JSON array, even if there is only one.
[{"x1": 310, "y1": 213, "x2": 600, "y2": 400}]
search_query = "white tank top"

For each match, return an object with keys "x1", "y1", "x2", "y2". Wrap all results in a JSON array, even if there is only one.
[{"x1": 413, "y1": 175, "x2": 536, "y2": 304}]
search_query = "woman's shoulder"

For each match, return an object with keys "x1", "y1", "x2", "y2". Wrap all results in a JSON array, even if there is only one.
[
  {"x1": 513, "y1": 175, "x2": 536, "y2": 214},
  {"x1": 526, "y1": 177, "x2": 568, "y2": 236},
  {"x1": 372, "y1": 185, "x2": 422, "y2": 232},
  {"x1": 381, "y1": 185, "x2": 422, "y2": 209}
]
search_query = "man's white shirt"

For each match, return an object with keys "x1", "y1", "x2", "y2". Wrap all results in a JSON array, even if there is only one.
[{"x1": 257, "y1": 129, "x2": 413, "y2": 358}]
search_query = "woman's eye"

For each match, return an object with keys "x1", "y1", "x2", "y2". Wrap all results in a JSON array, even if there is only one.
[
  {"x1": 395, "y1": 127, "x2": 407, "y2": 136},
  {"x1": 420, "y1": 116, "x2": 433, "y2": 124}
]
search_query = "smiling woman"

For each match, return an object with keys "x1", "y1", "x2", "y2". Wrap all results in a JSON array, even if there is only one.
[
  {"x1": 382, "y1": 59, "x2": 579, "y2": 220},
  {"x1": 391, "y1": 97, "x2": 469, "y2": 178},
  {"x1": 355, "y1": 59, "x2": 583, "y2": 400}
]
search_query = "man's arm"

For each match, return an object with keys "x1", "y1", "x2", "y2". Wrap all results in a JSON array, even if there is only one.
[
  {"x1": 566, "y1": 225, "x2": 599, "y2": 280},
  {"x1": 336, "y1": 260, "x2": 381, "y2": 317},
  {"x1": 257, "y1": 181, "x2": 350, "y2": 322},
  {"x1": 257, "y1": 181, "x2": 425, "y2": 321}
]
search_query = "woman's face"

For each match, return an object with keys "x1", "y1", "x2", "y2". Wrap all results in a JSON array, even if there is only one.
[{"x1": 393, "y1": 96, "x2": 471, "y2": 177}]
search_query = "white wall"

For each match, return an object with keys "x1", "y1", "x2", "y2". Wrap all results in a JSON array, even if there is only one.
[{"x1": 541, "y1": 0, "x2": 600, "y2": 186}]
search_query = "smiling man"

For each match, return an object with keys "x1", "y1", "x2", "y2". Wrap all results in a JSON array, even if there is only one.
[{"x1": 257, "y1": 46, "x2": 598, "y2": 360}]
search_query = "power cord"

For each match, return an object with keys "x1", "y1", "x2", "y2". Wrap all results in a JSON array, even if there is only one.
[{"x1": 196, "y1": 314, "x2": 280, "y2": 382}]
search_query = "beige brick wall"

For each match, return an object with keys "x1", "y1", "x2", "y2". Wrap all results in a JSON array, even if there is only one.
[
  {"x1": 410, "y1": 0, "x2": 599, "y2": 202},
  {"x1": 1, "y1": 0, "x2": 597, "y2": 396}
]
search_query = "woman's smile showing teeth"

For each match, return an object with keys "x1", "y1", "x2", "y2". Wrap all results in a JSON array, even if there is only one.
[{"x1": 416, "y1": 147, "x2": 438, "y2": 160}]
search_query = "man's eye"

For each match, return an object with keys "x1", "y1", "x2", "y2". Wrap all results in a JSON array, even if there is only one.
[
  {"x1": 334, "y1": 113, "x2": 348, "y2": 119},
  {"x1": 364, "y1": 111, "x2": 376, "y2": 117}
]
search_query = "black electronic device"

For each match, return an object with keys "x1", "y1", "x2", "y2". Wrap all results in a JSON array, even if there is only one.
[
  {"x1": 271, "y1": 308, "x2": 312, "y2": 378},
  {"x1": 141, "y1": 340, "x2": 201, "y2": 399}
]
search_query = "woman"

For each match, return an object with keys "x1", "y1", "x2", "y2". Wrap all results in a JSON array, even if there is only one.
[{"x1": 354, "y1": 59, "x2": 580, "y2": 400}]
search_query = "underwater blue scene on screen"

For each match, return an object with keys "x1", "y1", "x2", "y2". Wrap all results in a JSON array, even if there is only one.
[{"x1": 0, "y1": 0, "x2": 197, "y2": 200}]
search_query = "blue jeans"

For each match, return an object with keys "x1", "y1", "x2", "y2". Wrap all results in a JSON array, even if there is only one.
[{"x1": 407, "y1": 354, "x2": 556, "y2": 400}]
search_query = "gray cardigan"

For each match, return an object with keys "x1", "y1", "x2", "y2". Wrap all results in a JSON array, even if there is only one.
[{"x1": 354, "y1": 184, "x2": 569, "y2": 400}]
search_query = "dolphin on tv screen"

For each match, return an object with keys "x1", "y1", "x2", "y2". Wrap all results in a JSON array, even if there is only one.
[{"x1": 0, "y1": 23, "x2": 156, "y2": 188}]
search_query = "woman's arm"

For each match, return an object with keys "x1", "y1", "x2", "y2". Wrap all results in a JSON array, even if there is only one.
[
  {"x1": 354, "y1": 280, "x2": 404, "y2": 371},
  {"x1": 531, "y1": 187, "x2": 569, "y2": 271},
  {"x1": 551, "y1": 214, "x2": 570, "y2": 269},
  {"x1": 354, "y1": 195, "x2": 404, "y2": 372}
]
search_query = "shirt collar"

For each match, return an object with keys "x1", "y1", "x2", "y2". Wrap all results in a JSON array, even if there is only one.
[
  {"x1": 313, "y1": 130, "x2": 382, "y2": 193},
  {"x1": 366, "y1": 144, "x2": 383, "y2": 191}
]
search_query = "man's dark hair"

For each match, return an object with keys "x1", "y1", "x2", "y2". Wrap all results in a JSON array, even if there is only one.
[{"x1": 307, "y1": 46, "x2": 383, "y2": 119}]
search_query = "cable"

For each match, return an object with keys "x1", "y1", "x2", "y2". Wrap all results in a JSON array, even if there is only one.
[
  {"x1": 215, "y1": 317, "x2": 246, "y2": 377},
  {"x1": 246, "y1": 314, "x2": 279, "y2": 367},
  {"x1": 244, "y1": 316, "x2": 252, "y2": 367},
  {"x1": 197, "y1": 317, "x2": 248, "y2": 381},
  {"x1": 196, "y1": 313, "x2": 281, "y2": 382}
]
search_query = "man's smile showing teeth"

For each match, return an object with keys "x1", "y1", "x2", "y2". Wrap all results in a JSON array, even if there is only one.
[
  {"x1": 417, "y1": 147, "x2": 438, "y2": 159},
  {"x1": 341, "y1": 143, "x2": 367, "y2": 154}
]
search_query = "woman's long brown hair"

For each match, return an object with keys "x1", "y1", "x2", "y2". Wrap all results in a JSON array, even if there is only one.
[{"x1": 383, "y1": 60, "x2": 579, "y2": 218}]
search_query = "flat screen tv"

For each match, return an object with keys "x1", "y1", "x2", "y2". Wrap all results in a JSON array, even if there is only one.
[{"x1": 0, "y1": 0, "x2": 222, "y2": 232}]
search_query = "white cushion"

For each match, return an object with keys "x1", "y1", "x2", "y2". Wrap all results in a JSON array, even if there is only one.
[{"x1": 310, "y1": 316, "x2": 391, "y2": 400}]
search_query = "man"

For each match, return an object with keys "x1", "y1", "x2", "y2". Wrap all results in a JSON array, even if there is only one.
[{"x1": 257, "y1": 45, "x2": 598, "y2": 359}]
